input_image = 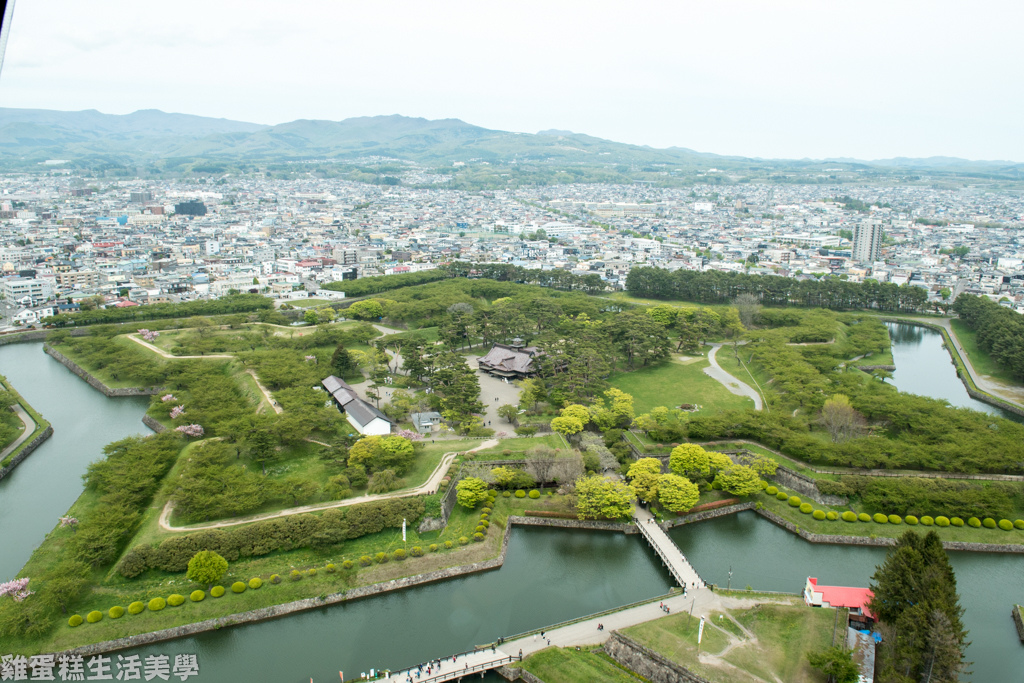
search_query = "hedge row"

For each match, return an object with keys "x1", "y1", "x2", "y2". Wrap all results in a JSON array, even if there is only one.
[
  {"x1": 117, "y1": 497, "x2": 426, "y2": 577},
  {"x1": 769, "y1": 492, "x2": 1024, "y2": 531}
]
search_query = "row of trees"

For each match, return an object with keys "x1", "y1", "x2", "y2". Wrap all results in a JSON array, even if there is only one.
[
  {"x1": 43, "y1": 293, "x2": 274, "y2": 327},
  {"x1": 952, "y1": 293, "x2": 1024, "y2": 381},
  {"x1": 626, "y1": 266, "x2": 929, "y2": 312}
]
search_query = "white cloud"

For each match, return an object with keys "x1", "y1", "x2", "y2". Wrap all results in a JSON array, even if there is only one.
[{"x1": 1, "y1": 0, "x2": 1021, "y2": 160}]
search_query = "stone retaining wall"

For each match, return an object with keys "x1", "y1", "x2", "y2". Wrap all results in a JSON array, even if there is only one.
[
  {"x1": 603, "y1": 631, "x2": 712, "y2": 683},
  {"x1": 496, "y1": 666, "x2": 546, "y2": 683},
  {"x1": 772, "y1": 466, "x2": 848, "y2": 507},
  {"x1": 43, "y1": 344, "x2": 163, "y2": 397},
  {"x1": 141, "y1": 415, "x2": 167, "y2": 433},
  {"x1": 856, "y1": 364, "x2": 896, "y2": 371},
  {"x1": 1013, "y1": 606, "x2": 1024, "y2": 643},
  {"x1": 508, "y1": 515, "x2": 636, "y2": 534},
  {"x1": 664, "y1": 502, "x2": 756, "y2": 529},
  {"x1": 0, "y1": 425, "x2": 53, "y2": 481}
]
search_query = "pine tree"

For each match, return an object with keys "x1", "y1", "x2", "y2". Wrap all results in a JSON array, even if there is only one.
[{"x1": 331, "y1": 343, "x2": 356, "y2": 377}]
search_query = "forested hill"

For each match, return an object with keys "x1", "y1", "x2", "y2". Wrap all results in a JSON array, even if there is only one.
[{"x1": 626, "y1": 266, "x2": 928, "y2": 312}]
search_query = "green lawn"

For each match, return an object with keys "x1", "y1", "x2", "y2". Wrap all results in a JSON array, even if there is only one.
[
  {"x1": 470, "y1": 434, "x2": 569, "y2": 459},
  {"x1": 521, "y1": 647, "x2": 642, "y2": 683},
  {"x1": 610, "y1": 358, "x2": 755, "y2": 415},
  {"x1": 950, "y1": 319, "x2": 1018, "y2": 383},
  {"x1": 624, "y1": 599, "x2": 835, "y2": 683}
]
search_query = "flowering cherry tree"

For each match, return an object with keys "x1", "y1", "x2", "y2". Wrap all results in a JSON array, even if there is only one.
[
  {"x1": 0, "y1": 578, "x2": 32, "y2": 602},
  {"x1": 175, "y1": 424, "x2": 205, "y2": 437},
  {"x1": 169, "y1": 405, "x2": 186, "y2": 419},
  {"x1": 58, "y1": 516, "x2": 79, "y2": 530},
  {"x1": 161, "y1": 394, "x2": 176, "y2": 402},
  {"x1": 304, "y1": 355, "x2": 317, "y2": 363},
  {"x1": 138, "y1": 329, "x2": 160, "y2": 342},
  {"x1": 396, "y1": 429, "x2": 422, "y2": 441}
]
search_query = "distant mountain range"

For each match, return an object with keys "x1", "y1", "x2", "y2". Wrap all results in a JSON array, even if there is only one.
[{"x1": 0, "y1": 107, "x2": 1021, "y2": 178}]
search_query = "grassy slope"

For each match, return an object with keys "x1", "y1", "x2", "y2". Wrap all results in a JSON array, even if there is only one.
[
  {"x1": 950, "y1": 318, "x2": 1018, "y2": 384},
  {"x1": 610, "y1": 357, "x2": 754, "y2": 415},
  {"x1": 521, "y1": 647, "x2": 642, "y2": 683},
  {"x1": 624, "y1": 599, "x2": 834, "y2": 683}
]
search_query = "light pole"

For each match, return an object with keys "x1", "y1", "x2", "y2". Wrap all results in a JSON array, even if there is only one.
[{"x1": 727, "y1": 566, "x2": 733, "y2": 590}]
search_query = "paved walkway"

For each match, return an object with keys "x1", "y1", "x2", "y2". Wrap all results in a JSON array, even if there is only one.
[
  {"x1": 0, "y1": 402, "x2": 35, "y2": 461},
  {"x1": 158, "y1": 439, "x2": 498, "y2": 531},
  {"x1": 929, "y1": 317, "x2": 1024, "y2": 407},
  {"x1": 633, "y1": 507, "x2": 703, "y2": 589},
  {"x1": 125, "y1": 333, "x2": 234, "y2": 359},
  {"x1": 704, "y1": 344, "x2": 763, "y2": 411}
]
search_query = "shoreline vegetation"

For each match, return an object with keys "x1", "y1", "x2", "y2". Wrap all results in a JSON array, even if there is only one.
[
  {"x1": 0, "y1": 372, "x2": 52, "y2": 477},
  {"x1": 4, "y1": 279, "x2": 1024, "y2": 659}
]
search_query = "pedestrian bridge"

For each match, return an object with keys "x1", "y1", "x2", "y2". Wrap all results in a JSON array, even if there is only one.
[
  {"x1": 383, "y1": 650, "x2": 516, "y2": 682},
  {"x1": 634, "y1": 508, "x2": 704, "y2": 590}
]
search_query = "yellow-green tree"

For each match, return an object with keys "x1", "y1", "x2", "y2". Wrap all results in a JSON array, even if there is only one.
[
  {"x1": 713, "y1": 464, "x2": 763, "y2": 497},
  {"x1": 657, "y1": 474, "x2": 700, "y2": 513},
  {"x1": 670, "y1": 443, "x2": 710, "y2": 478},
  {"x1": 550, "y1": 415, "x2": 584, "y2": 438},
  {"x1": 560, "y1": 404, "x2": 591, "y2": 426},
  {"x1": 574, "y1": 475, "x2": 636, "y2": 520},
  {"x1": 456, "y1": 477, "x2": 489, "y2": 509},
  {"x1": 627, "y1": 458, "x2": 663, "y2": 502}
]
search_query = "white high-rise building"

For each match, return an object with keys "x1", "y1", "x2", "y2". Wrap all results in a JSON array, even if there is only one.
[{"x1": 852, "y1": 222, "x2": 882, "y2": 262}]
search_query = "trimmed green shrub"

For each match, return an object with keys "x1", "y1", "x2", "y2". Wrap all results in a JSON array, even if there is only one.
[
  {"x1": 765, "y1": 486, "x2": 779, "y2": 496},
  {"x1": 211, "y1": 586, "x2": 225, "y2": 597},
  {"x1": 502, "y1": 491, "x2": 511, "y2": 498},
  {"x1": 458, "y1": 536, "x2": 469, "y2": 546},
  {"x1": 248, "y1": 578, "x2": 263, "y2": 589},
  {"x1": 515, "y1": 490, "x2": 526, "y2": 498},
  {"x1": 480, "y1": 513, "x2": 489, "y2": 520},
  {"x1": 375, "y1": 552, "x2": 389, "y2": 564},
  {"x1": 1015, "y1": 520, "x2": 1024, "y2": 530},
  {"x1": 429, "y1": 544, "x2": 439, "y2": 553},
  {"x1": 393, "y1": 549, "x2": 407, "y2": 561},
  {"x1": 905, "y1": 515, "x2": 919, "y2": 525},
  {"x1": 787, "y1": 496, "x2": 800, "y2": 507},
  {"x1": 128, "y1": 601, "x2": 145, "y2": 615},
  {"x1": 799, "y1": 503, "x2": 813, "y2": 514},
  {"x1": 873, "y1": 513, "x2": 888, "y2": 524},
  {"x1": 109, "y1": 606, "x2": 125, "y2": 619},
  {"x1": 826, "y1": 511, "x2": 839, "y2": 521},
  {"x1": 481, "y1": 507, "x2": 492, "y2": 515},
  {"x1": 270, "y1": 574, "x2": 282, "y2": 584},
  {"x1": 444, "y1": 541, "x2": 453, "y2": 549},
  {"x1": 86, "y1": 611, "x2": 103, "y2": 624},
  {"x1": 68, "y1": 615, "x2": 83, "y2": 627},
  {"x1": 529, "y1": 490, "x2": 540, "y2": 499},
  {"x1": 999, "y1": 519, "x2": 1014, "y2": 531},
  {"x1": 475, "y1": 525, "x2": 486, "y2": 534},
  {"x1": 921, "y1": 516, "x2": 934, "y2": 526},
  {"x1": 190, "y1": 590, "x2": 205, "y2": 602},
  {"x1": 888, "y1": 515, "x2": 902, "y2": 525},
  {"x1": 148, "y1": 598, "x2": 166, "y2": 611},
  {"x1": 473, "y1": 533, "x2": 484, "y2": 542},
  {"x1": 481, "y1": 519, "x2": 490, "y2": 528},
  {"x1": 858, "y1": 513, "x2": 871, "y2": 522},
  {"x1": 359, "y1": 556, "x2": 372, "y2": 567},
  {"x1": 983, "y1": 518, "x2": 997, "y2": 529},
  {"x1": 935, "y1": 516, "x2": 950, "y2": 527},
  {"x1": 341, "y1": 560, "x2": 354, "y2": 570},
  {"x1": 326, "y1": 563, "x2": 336, "y2": 573},
  {"x1": 167, "y1": 594, "x2": 185, "y2": 606},
  {"x1": 290, "y1": 570, "x2": 303, "y2": 580},
  {"x1": 968, "y1": 517, "x2": 982, "y2": 528},
  {"x1": 775, "y1": 491, "x2": 788, "y2": 501},
  {"x1": 812, "y1": 510, "x2": 826, "y2": 521},
  {"x1": 231, "y1": 582, "x2": 246, "y2": 593},
  {"x1": 307, "y1": 568, "x2": 317, "y2": 577},
  {"x1": 951, "y1": 517, "x2": 964, "y2": 527},
  {"x1": 410, "y1": 546, "x2": 423, "y2": 557},
  {"x1": 842, "y1": 511, "x2": 857, "y2": 522}
]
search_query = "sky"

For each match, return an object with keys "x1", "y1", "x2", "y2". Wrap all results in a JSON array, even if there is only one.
[{"x1": 1, "y1": 0, "x2": 1022, "y2": 162}]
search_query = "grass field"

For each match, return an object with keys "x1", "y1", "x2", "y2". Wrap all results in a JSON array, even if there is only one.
[
  {"x1": 623, "y1": 599, "x2": 836, "y2": 683},
  {"x1": 470, "y1": 434, "x2": 569, "y2": 459},
  {"x1": 950, "y1": 319, "x2": 1018, "y2": 383},
  {"x1": 521, "y1": 647, "x2": 642, "y2": 683},
  {"x1": 611, "y1": 357, "x2": 755, "y2": 415}
]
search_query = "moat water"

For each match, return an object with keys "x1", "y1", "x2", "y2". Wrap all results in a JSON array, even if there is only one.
[{"x1": 1, "y1": 337, "x2": 1021, "y2": 682}]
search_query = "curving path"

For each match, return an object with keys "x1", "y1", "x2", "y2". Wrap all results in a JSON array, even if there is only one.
[
  {"x1": 158, "y1": 439, "x2": 499, "y2": 532},
  {"x1": 703, "y1": 345, "x2": 763, "y2": 411},
  {"x1": 0, "y1": 402, "x2": 35, "y2": 461},
  {"x1": 126, "y1": 333, "x2": 234, "y2": 360},
  {"x1": 929, "y1": 317, "x2": 1024, "y2": 407}
]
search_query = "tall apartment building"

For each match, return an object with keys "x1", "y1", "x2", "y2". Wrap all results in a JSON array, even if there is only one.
[
  {"x1": 55, "y1": 270, "x2": 101, "y2": 290},
  {"x1": 852, "y1": 222, "x2": 882, "y2": 262}
]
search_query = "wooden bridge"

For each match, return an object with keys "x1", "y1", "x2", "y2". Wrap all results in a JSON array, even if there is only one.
[
  {"x1": 382, "y1": 650, "x2": 516, "y2": 682},
  {"x1": 634, "y1": 508, "x2": 703, "y2": 590}
]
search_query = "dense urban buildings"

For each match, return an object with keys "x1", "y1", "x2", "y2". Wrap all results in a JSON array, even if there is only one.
[{"x1": 1, "y1": 171, "x2": 1023, "y2": 328}]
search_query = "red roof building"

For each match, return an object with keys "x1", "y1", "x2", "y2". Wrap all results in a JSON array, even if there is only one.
[{"x1": 804, "y1": 577, "x2": 874, "y2": 624}]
